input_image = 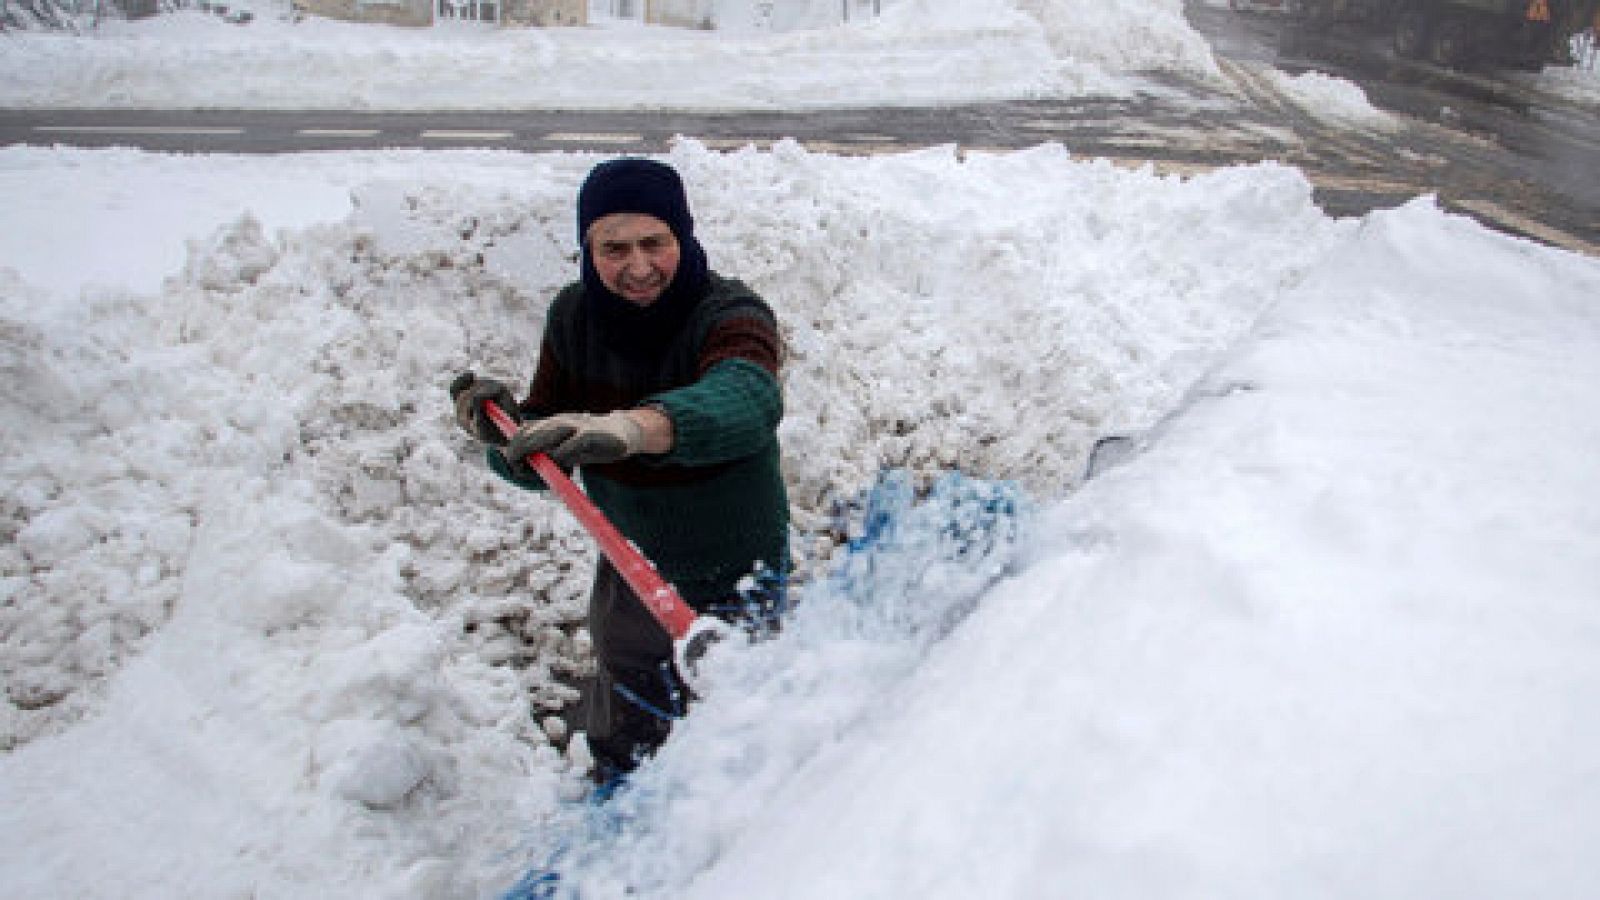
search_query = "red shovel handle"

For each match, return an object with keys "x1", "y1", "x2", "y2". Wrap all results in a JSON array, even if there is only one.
[{"x1": 482, "y1": 400, "x2": 697, "y2": 640}]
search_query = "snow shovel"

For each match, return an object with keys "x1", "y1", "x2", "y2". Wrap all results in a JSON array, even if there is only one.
[{"x1": 478, "y1": 398, "x2": 728, "y2": 670}]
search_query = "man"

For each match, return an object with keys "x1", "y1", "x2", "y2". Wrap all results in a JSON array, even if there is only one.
[{"x1": 451, "y1": 158, "x2": 789, "y2": 782}]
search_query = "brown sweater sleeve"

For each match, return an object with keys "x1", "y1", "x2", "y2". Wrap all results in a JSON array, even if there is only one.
[{"x1": 698, "y1": 311, "x2": 781, "y2": 378}]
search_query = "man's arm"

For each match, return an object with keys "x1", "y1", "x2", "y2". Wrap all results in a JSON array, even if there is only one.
[
  {"x1": 647, "y1": 356, "x2": 782, "y2": 466},
  {"x1": 644, "y1": 305, "x2": 782, "y2": 464}
]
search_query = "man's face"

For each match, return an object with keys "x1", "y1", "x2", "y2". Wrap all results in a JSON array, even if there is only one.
[{"x1": 588, "y1": 213, "x2": 681, "y2": 307}]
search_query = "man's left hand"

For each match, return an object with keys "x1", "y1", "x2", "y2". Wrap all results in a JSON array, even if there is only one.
[{"x1": 506, "y1": 411, "x2": 647, "y2": 468}]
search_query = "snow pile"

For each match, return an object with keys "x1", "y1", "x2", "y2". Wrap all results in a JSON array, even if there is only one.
[
  {"x1": 697, "y1": 143, "x2": 1334, "y2": 515},
  {"x1": 1, "y1": 140, "x2": 1336, "y2": 752},
  {"x1": 0, "y1": 141, "x2": 1342, "y2": 897},
  {"x1": 1269, "y1": 68, "x2": 1396, "y2": 127},
  {"x1": 1013, "y1": 0, "x2": 1218, "y2": 77},
  {"x1": 0, "y1": 0, "x2": 1217, "y2": 110},
  {"x1": 0, "y1": 146, "x2": 359, "y2": 297},
  {"x1": 679, "y1": 199, "x2": 1600, "y2": 898},
  {"x1": 0, "y1": 201, "x2": 565, "y2": 896},
  {"x1": 1538, "y1": 54, "x2": 1600, "y2": 109}
]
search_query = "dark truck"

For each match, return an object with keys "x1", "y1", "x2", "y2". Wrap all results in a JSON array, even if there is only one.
[{"x1": 1289, "y1": 0, "x2": 1600, "y2": 69}]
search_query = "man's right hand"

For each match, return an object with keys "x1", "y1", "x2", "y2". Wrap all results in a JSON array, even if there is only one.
[{"x1": 449, "y1": 372, "x2": 518, "y2": 445}]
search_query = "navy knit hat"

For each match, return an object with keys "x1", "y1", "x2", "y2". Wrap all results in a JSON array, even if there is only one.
[
  {"x1": 577, "y1": 158, "x2": 696, "y2": 245},
  {"x1": 575, "y1": 158, "x2": 711, "y2": 353}
]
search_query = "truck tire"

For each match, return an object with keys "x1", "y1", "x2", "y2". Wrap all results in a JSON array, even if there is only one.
[{"x1": 1393, "y1": 8, "x2": 1431, "y2": 59}]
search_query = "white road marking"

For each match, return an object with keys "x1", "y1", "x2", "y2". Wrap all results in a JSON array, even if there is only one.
[
  {"x1": 34, "y1": 125, "x2": 245, "y2": 136},
  {"x1": 420, "y1": 130, "x2": 514, "y2": 141},
  {"x1": 298, "y1": 128, "x2": 381, "y2": 138},
  {"x1": 541, "y1": 132, "x2": 644, "y2": 144}
]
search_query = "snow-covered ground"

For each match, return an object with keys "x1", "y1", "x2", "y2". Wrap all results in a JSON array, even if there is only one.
[
  {"x1": 1541, "y1": 56, "x2": 1600, "y2": 108},
  {"x1": 0, "y1": 0, "x2": 1215, "y2": 110},
  {"x1": 4, "y1": 0, "x2": 1589, "y2": 111},
  {"x1": 4, "y1": 1, "x2": 1600, "y2": 898}
]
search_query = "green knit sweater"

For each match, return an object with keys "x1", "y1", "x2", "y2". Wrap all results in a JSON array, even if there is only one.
[{"x1": 489, "y1": 273, "x2": 789, "y2": 606}]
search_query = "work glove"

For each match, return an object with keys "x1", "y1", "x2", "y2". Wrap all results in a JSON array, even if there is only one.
[
  {"x1": 505, "y1": 411, "x2": 645, "y2": 470},
  {"x1": 449, "y1": 372, "x2": 518, "y2": 445}
]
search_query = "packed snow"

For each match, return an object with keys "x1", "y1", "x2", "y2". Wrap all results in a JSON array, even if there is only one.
[{"x1": 4, "y1": 1, "x2": 1600, "y2": 898}]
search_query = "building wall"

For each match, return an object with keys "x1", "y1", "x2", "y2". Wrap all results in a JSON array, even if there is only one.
[
  {"x1": 646, "y1": 0, "x2": 711, "y2": 28},
  {"x1": 293, "y1": 0, "x2": 433, "y2": 26},
  {"x1": 295, "y1": 0, "x2": 585, "y2": 26},
  {"x1": 504, "y1": 0, "x2": 586, "y2": 25}
]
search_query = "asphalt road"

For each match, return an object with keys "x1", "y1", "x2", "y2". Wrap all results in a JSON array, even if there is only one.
[
  {"x1": 1195, "y1": 2, "x2": 1600, "y2": 254},
  {"x1": 3, "y1": 3, "x2": 1596, "y2": 254}
]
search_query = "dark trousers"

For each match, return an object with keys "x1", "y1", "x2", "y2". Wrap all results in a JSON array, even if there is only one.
[
  {"x1": 582, "y1": 558, "x2": 787, "y2": 780},
  {"x1": 583, "y1": 558, "x2": 688, "y2": 779}
]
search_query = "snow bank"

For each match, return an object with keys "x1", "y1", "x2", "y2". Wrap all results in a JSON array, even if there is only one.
[
  {"x1": 0, "y1": 0, "x2": 1216, "y2": 110},
  {"x1": 1013, "y1": 0, "x2": 1217, "y2": 76},
  {"x1": 0, "y1": 141, "x2": 1339, "y2": 896},
  {"x1": 1268, "y1": 69, "x2": 1397, "y2": 128},
  {"x1": 0, "y1": 146, "x2": 359, "y2": 296},
  {"x1": 1538, "y1": 58, "x2": 1600, "y2": 110},
  {"x1": 681, "y1": 198, "x2": 1600, "y2": 898}
]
